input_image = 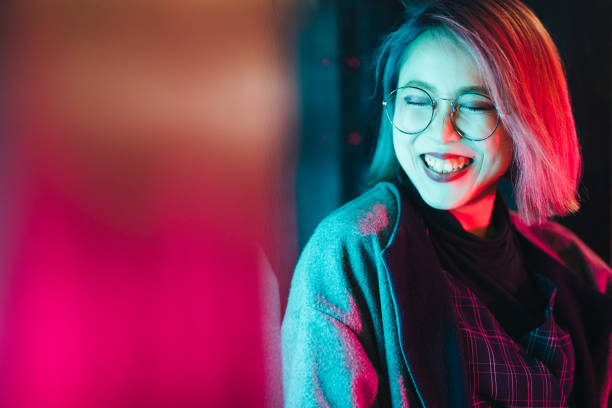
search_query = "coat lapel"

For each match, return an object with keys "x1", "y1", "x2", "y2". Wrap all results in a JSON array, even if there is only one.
[
  {"x1": 512, "y1": 224, "x2": 612, "y2": 408},
  {"x1": 382, "y1": 183, "x2": 469, "y2": 408},
  {"x1": 381, "y1": 180, "x2": 612, "y2": 408}
]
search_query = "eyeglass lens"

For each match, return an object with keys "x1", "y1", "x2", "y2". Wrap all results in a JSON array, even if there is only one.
[{"x1": 387, "y1": 87, "x2": 498, "y2": 140}]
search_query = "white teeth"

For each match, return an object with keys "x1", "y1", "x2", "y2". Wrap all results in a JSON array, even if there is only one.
[{"x1": 423, "y1": 154, "x2": 472, "y2": 174}]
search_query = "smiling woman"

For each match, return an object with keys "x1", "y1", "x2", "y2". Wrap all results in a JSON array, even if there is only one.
[
  {"x1": 388, "y1": 29, "x2": 513, "y2": 238},
  {"x1": 282, "y1": 0, "x2": 612, "y2": 407}
]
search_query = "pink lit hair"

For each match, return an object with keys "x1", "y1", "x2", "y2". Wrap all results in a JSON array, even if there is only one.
[{"x1": 368, "y1": 0, "x2": 582, "y2": 225}]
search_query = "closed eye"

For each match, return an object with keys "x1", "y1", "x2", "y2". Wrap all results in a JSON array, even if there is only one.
[
  {"x1": 403, "y1": 97, "x2": 430, "y2": 107},
  {"x1": 458, "y1": 103, "x2": 495, "y2": 112}
]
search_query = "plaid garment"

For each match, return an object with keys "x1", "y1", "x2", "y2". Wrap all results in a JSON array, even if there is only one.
[{"x1": 442, "y1": 269, "x2": 575, "y2": 407}]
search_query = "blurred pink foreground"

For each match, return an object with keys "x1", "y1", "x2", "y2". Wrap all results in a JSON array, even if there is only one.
[{"x1": 0, "y1": 1, "x2": 293, "y2": 407}]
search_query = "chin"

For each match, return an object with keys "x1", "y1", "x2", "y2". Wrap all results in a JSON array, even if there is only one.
[{"x1": 419, "y1": 192, "x2": 463, "y2": 211}]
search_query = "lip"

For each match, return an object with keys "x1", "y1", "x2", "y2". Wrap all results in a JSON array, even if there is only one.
[
  {"x1": 421, "y1": 152, "x2": 474, "y2": 160},
  {"x1": 419, "y1": 154, "x2": 472, "y2": 182}
]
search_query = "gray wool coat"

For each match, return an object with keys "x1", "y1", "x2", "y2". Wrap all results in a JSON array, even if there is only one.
[{"x1": 281, "y1": 182, "x2": 612, "y2": 407}]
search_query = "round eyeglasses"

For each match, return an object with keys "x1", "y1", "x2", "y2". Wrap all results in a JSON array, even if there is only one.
[{"x1": 382, "y1": 86, "x2": 500, "y2": 141}]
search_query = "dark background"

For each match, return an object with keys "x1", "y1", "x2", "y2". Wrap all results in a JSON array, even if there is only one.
[{"x1": 287, "y1": 0, "x2": 611, "y2": 310}]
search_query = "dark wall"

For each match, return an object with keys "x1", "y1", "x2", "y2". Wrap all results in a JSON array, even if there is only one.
[{"x1": 294, "y1": 0, "x2": 611, "y2": 269}]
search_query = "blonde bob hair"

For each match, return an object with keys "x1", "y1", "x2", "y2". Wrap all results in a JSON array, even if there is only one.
[{"x1": 367, "y1": 0, "x2": 582, "y2": 226}]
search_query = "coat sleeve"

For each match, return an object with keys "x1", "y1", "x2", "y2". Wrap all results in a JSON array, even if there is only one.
[
  {"x1": 521, "y1": 218, "x2": 612, "y2": 294},
  {"x1": 551, "y1": 222, "x2": 612, "y2": 295},
  {"x1": 282, "y1": 305, "x2": 379, "y2": 407},
  {"x1": 281, "y1": 219, "x2": 381, "y2": 407}
]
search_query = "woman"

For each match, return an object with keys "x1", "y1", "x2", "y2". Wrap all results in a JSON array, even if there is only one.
[{"x1": 282, "y1": 1, "x2": 612, "y2": 407}]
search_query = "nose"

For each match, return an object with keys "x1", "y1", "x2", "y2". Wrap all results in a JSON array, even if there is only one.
[{"x1": 429, "y1": 99, "x2": 461, "y2": 143}]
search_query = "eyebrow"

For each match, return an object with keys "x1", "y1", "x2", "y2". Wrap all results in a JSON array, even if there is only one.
[{"x1": 399, "y1": 80, "x2": 489, "y2": 96}]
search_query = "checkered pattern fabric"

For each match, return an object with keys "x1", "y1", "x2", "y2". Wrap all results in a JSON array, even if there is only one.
[{"x1": 442, "y1": 270, "x2": 575, "y2": 407}]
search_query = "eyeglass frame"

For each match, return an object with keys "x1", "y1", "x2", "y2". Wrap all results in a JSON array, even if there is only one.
[{"x1": 382, "y1": 85, "x2": 501, "y2": 141}]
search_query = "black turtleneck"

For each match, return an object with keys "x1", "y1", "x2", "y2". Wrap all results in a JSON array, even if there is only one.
[{"x1": 396, "y1": 172, "x2": 550, "y2": 339}]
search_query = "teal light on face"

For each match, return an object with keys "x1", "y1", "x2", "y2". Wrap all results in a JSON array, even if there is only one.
[{"x1": 391, "y1": 29, "x2": 512, "y2": 214}]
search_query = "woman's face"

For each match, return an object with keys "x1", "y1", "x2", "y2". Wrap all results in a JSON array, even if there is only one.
[{"x1": 392, "y1": 29, "x2": 513, "y2": 211}]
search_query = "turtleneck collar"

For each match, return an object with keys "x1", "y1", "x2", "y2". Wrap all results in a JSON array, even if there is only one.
[
  {"x1": 396, "y1": 170, "x2": 510, "y2": 243},
  {"x1": 394, "y1": 171, "x2": 549, "y2": 338}
]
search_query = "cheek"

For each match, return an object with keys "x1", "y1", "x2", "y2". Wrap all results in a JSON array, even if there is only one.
[
  {"x1": 393, "y1": 137, "x2": 417, "y2": 174},
  {"x1": 392, "y1": 131, "x2": 403, "y2": 151},
  {"x1": 392, "y1": 131, "x2": 416, "y2": 159},
  {"x1": 482, "y1": 132, "x2": 513, "y2": 175}
]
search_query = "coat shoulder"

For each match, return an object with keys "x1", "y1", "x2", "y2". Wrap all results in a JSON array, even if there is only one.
[
  {"x1": 510, "y1": 211, "x2": 612, "y2": 294},
  {"x1": 285, "y1": 182, "x2": 400, "y2": 327},
  {"x1": 313, "y1": 181, "x2": 400, "y2": 249}
]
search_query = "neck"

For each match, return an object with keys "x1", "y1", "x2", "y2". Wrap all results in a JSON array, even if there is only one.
[{"x1": 449, "y1": 183, "x2": 498, "y2": 238}]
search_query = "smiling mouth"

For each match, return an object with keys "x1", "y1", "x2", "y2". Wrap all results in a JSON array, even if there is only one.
[{"x1": 419, "y1": 154, "x2": 474, "y2": 174}]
